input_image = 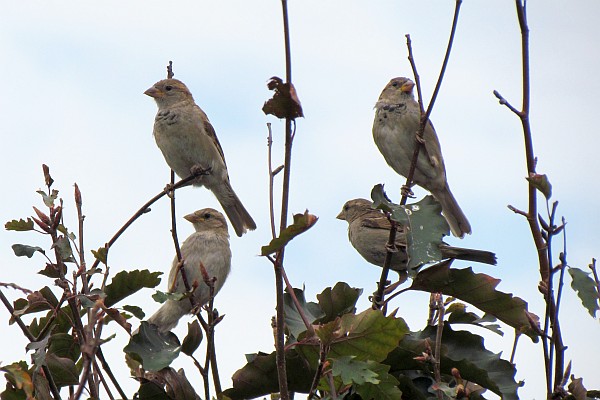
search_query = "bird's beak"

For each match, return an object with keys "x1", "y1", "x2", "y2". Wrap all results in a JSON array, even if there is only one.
[
  {"x1": 336, "y1": 211, "x2": 345, "y2": 220},
  {"x1": 400, "y1": 81, "x2": 415, "y2": 93},
  {"x1": 183, "y1": 213, "x2": 196, "y2": 223},
  {"x1": 144, "y1": 87, "x2": 161, "y2": 98}
]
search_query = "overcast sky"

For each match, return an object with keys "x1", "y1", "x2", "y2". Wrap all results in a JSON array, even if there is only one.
[{"x1": 1, "y1": 1, "x2": 599, "y2": 398}]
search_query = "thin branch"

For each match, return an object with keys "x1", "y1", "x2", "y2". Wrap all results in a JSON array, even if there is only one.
[
  {"x1": 403, "y1": 0, "x2": 463, "y2": 206},
  {"x1": 280, "y1": 266, "x2": 316, "y2": 337},
  {"x1": 498, "y1": 2, "x2": 556, "y2": 397},
  {"x1": 510, "y1": 332, "x2": 520, "y2": 364},
  {"x1": 92, "y1": 360, "x2": 115, "y2": 400},
  {"x1": 380, "y1": 285, "x2": 412, "y2": 306},
  {"x1": 74, "y1": 183, "x2": 90, "y2": 295},
  {"x1": 308, "y1": 343, "x2": 329, "y2": 399},
  {"x1": 169, "y1": 170, "x2": 184, "y2": 263},
  {"x1": 0, "y1": 282, "x2": 32, "y2": 295},
  {"x1": 44, "y1": 185, "x2": 98, "y2": 399},
  {"x1": 493, "y1": 90, "x2": 522, "y2": 116},
  {"x1": 0, "y1": 289, "x2": 35, "y2": 342},
  {"x1": 201, "y1": 265, "x2": 222, "y2": 397},
  {"x1": 272, "y1": 0, "x2": 294, "y2": 398},
  {"x1": 96, "y1": 348, "x2": 128, "y2": 400},
  {"x1": 433, "y1": 294, "x2": 445, "y2": 400},
  {"x1": 0, "y1": 288, "x2": 62, "y2": 399},
  {"x1": 267, "y1": 123, "x2": 278, "y2": 239},
  {"x1": 89, "y1": 170, "x2": 206, "y2": 272},
  {"x1": 589, "y1": 258, "x2": 600, "y2": 294},
  {"x1": 372, "y1": 218, "x2": 398, "y2": 311},
  {"x1": 374, "y1": 0, "x2": 463, "y2": 311}
]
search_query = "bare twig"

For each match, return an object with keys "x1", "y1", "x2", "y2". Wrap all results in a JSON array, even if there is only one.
[
  {"x1": 308, "y1": 343, "x2": 329, "y2": 398},
  {"x1": 373, "y1": 0, "x2": 463, "y2": 310},
  {"x1": 433, "y1": 294, "x2": 445, "y2": 400},
  {"x1": 510, "y1": 332, "x2": 520, "y2": 364},
  {"x1": 167, "y1": 61, "x2": 174, "y2": 79},
  {"x1": 271, "y1": 0, "x2": 294, "y2": 398},
  {"x1": 92, "y1": 360, "x2": 115, "y2": 400},
  {"x1": 267, "y1": 123, "x2": 278, "y2": 239},
  {"x1": 327, "y1": 371, "x2": 338, "y2": 400},
  {"x1": 589, "y1": 258, "x2": 600, "y2": 294},
  {"x1": 89, "y1": 170, "x2": 206, "y2": 272},
  {"x1": 96, "y1": 348, "x2": 128, "y2": 400},
  {"x1": 280, "y1": 265, "x2": 316, "y2": 337},
  {"x1": 372, "y1": 217, "x2": 398, "y2": 311},
  {"x1": 200, "y1": 264, "x2": 222, "y2": 397},
  {"x1": 496, "y1": 2, "x2": 559, "y2": 396},
  {"x1": 169, "y1": 170, "x2": 184, "y2": 262},
  {"x1": 74, "y1": 183, "x2": 90, "y2": 295},
  {"x1": 0, "y1": 282, "x2": 32, "y2": 295}
]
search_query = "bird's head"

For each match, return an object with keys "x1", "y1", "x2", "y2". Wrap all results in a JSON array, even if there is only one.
[
  {"x1": 337, "y1": 198, "x2": 378, "y2": 224},
  {"x1": 377, "y1": 77, "x2": 415, "y2": 104},
  {"x1": 145, "y1": 79, "x2": 194, "y2": 108},
  {"x1": 184, "y1": 208, "x2": 229, "y2": 234}
]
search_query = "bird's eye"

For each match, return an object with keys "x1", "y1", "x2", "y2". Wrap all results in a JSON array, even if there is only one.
[
  {"x1": 203, "y1": 213, "x2": 211, "y2": 219},
  {"x1": 391, "y1": 82, "x2": 398, "y2": 87},
  {"x1": 344, "y1": 205, "x2": 350, "y2": 211},
  {"x1": 165, "y1": 85, "x2": 173, "y2": 91}
]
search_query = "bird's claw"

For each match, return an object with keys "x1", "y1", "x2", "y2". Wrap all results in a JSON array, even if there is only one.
[
  {"x1": 190, "y1": 164, "x2": 211, "y2": 177},
  {"x1": 415, "y1": 135, "x2": 426, "y2": 145},
  {"x1": 400, "y1": 185, "x2": 415, "y2": 198},
  {"x1": 164, "y1": 183, "x2": 175, "y2": 198},
  {"x1": 385, "y1": 243, "x2": 398, "y2": 253},
  {"x1": 383, "y1": 280, "x2": 403, "y2": 294}
]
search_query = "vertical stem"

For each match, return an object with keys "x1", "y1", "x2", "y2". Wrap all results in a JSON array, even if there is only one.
[
  {"x1": 170, "y1": 170, "x2": 183, "y2": 262},
  {"x1": 433, "y1": 294, "x2": 445, "y2": 400},
  {"x1": 267, "y1": 123, "x2": 278, "y2": 239},
  {"x1": 373, "y1": 0, "x2": 462, "y2": 310},
  {"x1": 273, "y1": 1, "x2": 293, "y2": 398}
]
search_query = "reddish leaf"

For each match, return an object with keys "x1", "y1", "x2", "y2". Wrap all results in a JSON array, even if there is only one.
[
  {"x1": 410, "y1": 264, "x2": 539, "y2": 341},
  {"x1": 262, "y1": 76, "x2": 304, "y2": 119}
]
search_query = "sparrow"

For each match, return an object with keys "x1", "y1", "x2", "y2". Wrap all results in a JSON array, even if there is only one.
[
  {"x1": 337, "y1": 198, "x2": 496, "y2": 274},
  {"x1": 145, "y1": 78, "x2": 256, "y2": 237},
  {"x1": 146, "y1": 208, "x2": 232, "y2": 332},
  {"x1": 372, "y1": 77, "x2": 471, "y2": 237}
]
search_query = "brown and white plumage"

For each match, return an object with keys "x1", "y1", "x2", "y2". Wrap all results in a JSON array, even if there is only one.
[
  {"x1": 373, "y1": 77, "x2": 471, "y2": 237},
  {"x1": 147, "y1": 208, "x2": 231, "y2": 332},
  {"x1": 337, "y1": 199, "x2": 496, "y2": 274},
  {"x1": 145, "y1": 78, "x2": 256, "y2": 236}
]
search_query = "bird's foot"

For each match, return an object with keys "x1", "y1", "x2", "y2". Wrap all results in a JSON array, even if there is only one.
[
  {"x1": 164, "y1": 183, "x2": 175, "y2": 198},
  {"x1": 190, "y1": 164, "x2": 212, "y2": 178},
  {"x1": 400, "y1": 185, "x2": 415, "y2": 198},
  {"x1": 415, "y1": 134, "x2": 426, "y2": 145},
  {"x1": 383, "y1": 280, "x2": 404, "y2": 294},
  {"x1": 385, "y1": 243, "x2": 398, "y2": 253}
]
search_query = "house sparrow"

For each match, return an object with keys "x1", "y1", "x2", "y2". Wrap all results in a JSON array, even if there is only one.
[
  {"x1": 373, "y1": 77, "x2": 471, "y2": 237},
  {"x1": 337, "y1": 198, "x2": 496, "y2": 274},
  {"x1": 146, "y1": 208, "x2": 232, "y2": 332},
  {"x1": 145, "y1": 78, "x2": 256, "y2": 237}
]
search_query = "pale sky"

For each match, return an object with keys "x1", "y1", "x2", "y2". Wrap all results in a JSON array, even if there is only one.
[{"x1": 1, "y1": 1, "x2": 599, "y2": 399}]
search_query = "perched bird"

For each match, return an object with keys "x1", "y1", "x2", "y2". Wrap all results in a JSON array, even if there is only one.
[
  {"x1": 145, "y1": 78, "x2": 256, "y2": 237},
  {"x1": 337, "y1": 198, "x2": 496, "y2": 274},
  {"x1": 373, "y1": 77, "x2": 471, "y2": 237},
  {"x1": 147, "y1": 208, "x2": 232, "y2": 332}
]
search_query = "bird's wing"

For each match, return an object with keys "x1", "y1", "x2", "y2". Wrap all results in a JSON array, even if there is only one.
[
  {"x1": 360, "y1": 214, "x2": 393, "y2": 231},
  {"x1": 421, "y1": 120, "x2": 445, "y2": 171},
  {"x1": 201, "y1": 114, "x2": 228, "y2": 169}
]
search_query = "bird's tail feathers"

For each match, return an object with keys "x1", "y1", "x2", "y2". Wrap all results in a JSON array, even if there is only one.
[
  {"x1": 432, "y1": 187, "x2": 472, "y2": 238},
  {"x1": 214, "y1": 182, "x2": 257, "y2": 237},
  {"x1": 146, "y1": 299, "x2": 189, "y2": 333},
  {"x1": 441, "y1": 245, "x2": 497, "y2": 265}
]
